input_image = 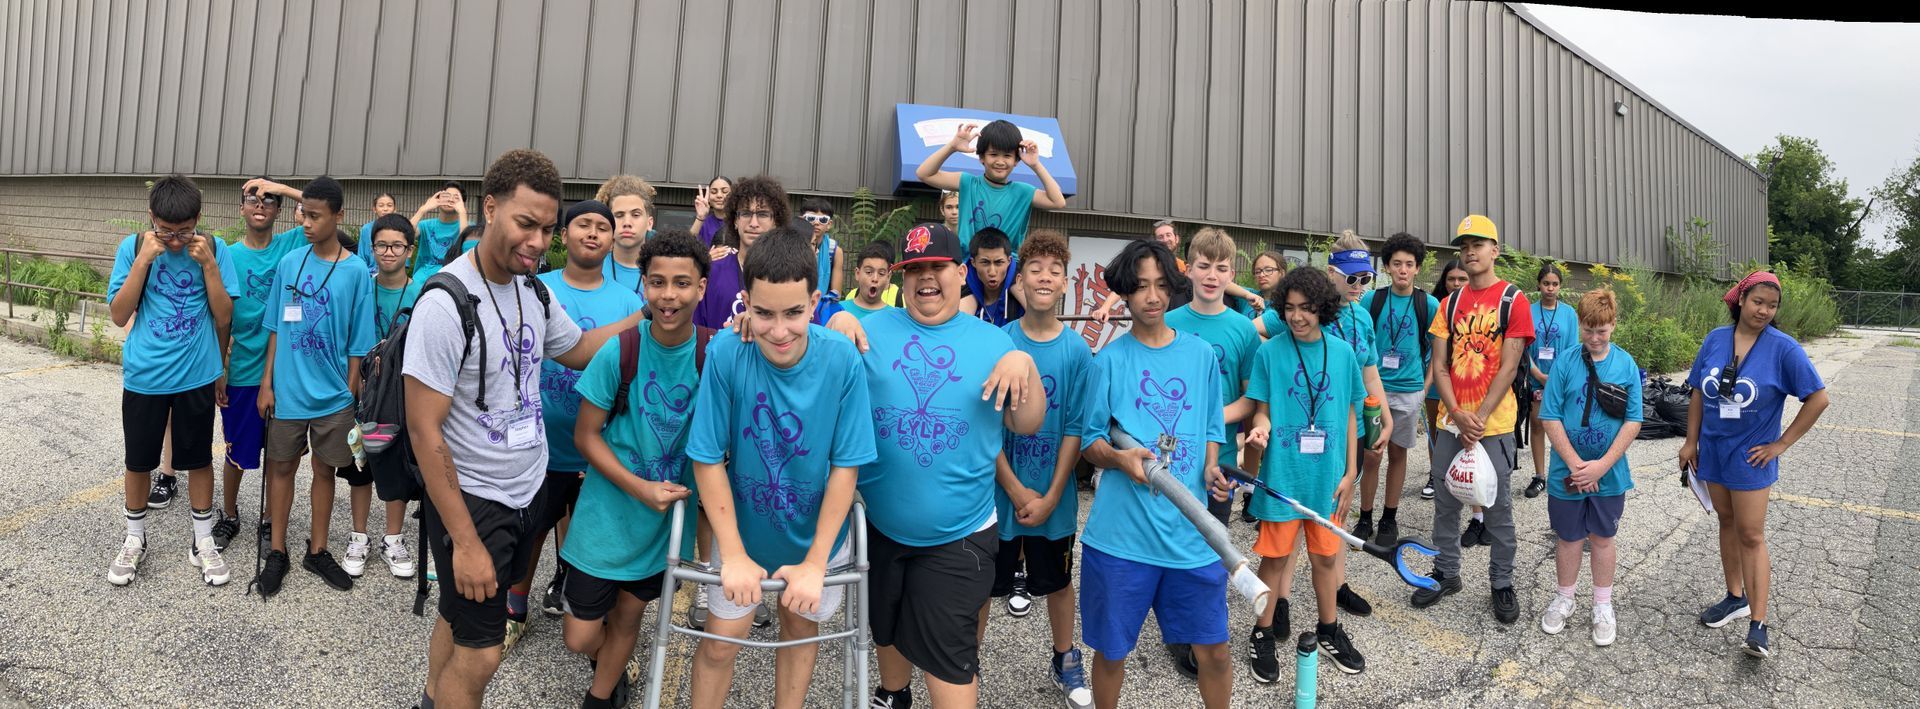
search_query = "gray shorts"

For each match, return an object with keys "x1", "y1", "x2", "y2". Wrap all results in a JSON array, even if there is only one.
[{"x1": 1385, "y1": 390, "x2": 1424, "y2": 450}]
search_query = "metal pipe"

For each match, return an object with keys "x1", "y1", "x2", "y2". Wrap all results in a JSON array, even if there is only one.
[{"x1": 1108, "y1": 425, "x2": 1270, "y2": 611}]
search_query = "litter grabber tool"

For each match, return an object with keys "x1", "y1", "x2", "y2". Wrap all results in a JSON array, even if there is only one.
[
  {"x1": 1109, "y1": 423, "x2": 1270, "y2": 611},
  {"x1": 1219, "y1": 464, "x2": 1440, "y2": 591}
]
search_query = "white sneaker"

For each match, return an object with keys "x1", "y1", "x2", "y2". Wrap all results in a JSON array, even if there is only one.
[
  {"x1": 342, "y1": 532, "x2": 370, "y2": 577},
  {"x1": 381, "y1": 534, "x2": 416, "y2": 578},
  {"x1": 108, "y1": 535, "x2": 145, "y2": 586},
  {"x1": 690, "y1": 584, "x2": 711, "y2": 629},
  {"x1": 189, "y1": 535, "x2": 231, "y2": 586},
  {"x1": 1592, "y1": 604, "x2": 1617, "y2": 646},
  {"x1": 1540, "y1": 595, "x2": 1575, "y2": 635}
]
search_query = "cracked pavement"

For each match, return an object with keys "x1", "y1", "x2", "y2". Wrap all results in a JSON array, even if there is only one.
[{"x1": 0, "y1": 329, "x2": 1911, "y2": 707}]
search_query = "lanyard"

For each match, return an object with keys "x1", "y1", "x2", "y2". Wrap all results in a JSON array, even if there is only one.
[
  {"x1": 1290, "y1": 333, "x2": 1329, "y2": 426},
  {"x1": 289, "y1": 247, "x2": 344, "y2": 301},
  {"x1": 376, "y1": 277, "x2": 412, "y2": 339},
  {"x1": 473, "y1": 253, "x2": 528, "y2": 411}
]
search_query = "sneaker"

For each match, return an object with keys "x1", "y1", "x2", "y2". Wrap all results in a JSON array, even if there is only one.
[
  {"x1": 1743, "y1": 621, "x2": 1770, "y2": 659},
  {"x1": 302, "y1": 546, "x2": 355, "y2": 591},
  {"x1": 1317, "y1": 623, "x2": 1366, "y2": 674},
  {"x1": 147, "y1": 474, "x2": 177, "y2": 510},
  {"x1": 1592, "y1": 604, "x2": 1617, "y2": 647},
  {"x1": 503, "y1": 617, "x2": 529, "y2": 654},
  {"x1": 869, "y1": 687, "x2": 912, "y2": 709},
  {"x1": 543, "y1": 573, "x2": 567, "y2": 617},
  {"x1": 1336, "y1": 584, "x2": 1372, "y2": 617},
  {"x1": 189, "y1": 536, "x2": 232, "y2": 586},
  {"x1": 1240, "y1": 494, "x2": 1257, "y2": 524},
  {"x1": 1461, "y1": 519, "x2": 1486, "y2": 548},
  {"x1": 1409, "y1": 571, "x2": 1461, "y2": 608},
  {"x1": 381, "y1": 535, "x2": 417, "y2": 578},
  {"x1": 342, "y1": 532, "x2": 370, "y2": 578},
  {"x1": 257, "y1": 549, "x2": 290, "y2": 596},
  {"x1": 1351, "y1": 517, "x2": 1375, "y2": 546},
  {"x1": 1524, "y1": 477, "x2": 1547, "y2": 499},
  {"x1": 754, "y1": 600, "x2": 773, "y2": 629},
  {"x1": 1373, "y1": 518, "x2": 1399, "y2": 547},
  {"x1": 211, "y1": 516, "x2": 241, "y2": 553},
  {"x1": 1247, "y1": 626, "x2": 1281, "y2": 684},
  {"x1": 1007, "y1": 571, "x2": 1033, "y2": 617},
  {"x1": 690, "y1": 584, "x2": 710, "y2": 630},
  {"x1": 1540, "y1": 595, "x2": 1575, "y2": 635},
  {"x1": 1168, "y1": 643, "x2": 1199, "y2": 681},
  {"x1": 1419, "y1": 483, "x2": 1435, "y2": 500},
  {"x1": 107, "y1": 535, "x2": 145, "y2": 586},
  {"x1": 1492, "y1": 586, "x2": 1520, "y2": 624},
  {"x1": 1051, "y1": 647, "x2": 1094, "y2": 708},
  {"x1": 1699, "y1": 593, "x2": 1751, "y2": 628}
]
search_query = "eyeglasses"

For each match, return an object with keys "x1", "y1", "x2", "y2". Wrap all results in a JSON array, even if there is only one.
[
  {"x1": 1343, "y1": 273, "x2": 1375, "y2": 287},
  {"x1": 1253, "y1": 267, "x2": 1281, "y2": 277},
  {"x1": 737, "y1": 210, "x2": 774, "y2": 222},
  {"x1": 802, "y1": 214, "x2": 832, "y2": 225},
  {"x1": 242, "y1": 194, "x2": 281, "y2": 208},
  {"x1": 154, "y1": 226, "x2": 196, "y2": 242},
  {"x1": 372, "y1": 243, "x2": 410, "y2": 253}
]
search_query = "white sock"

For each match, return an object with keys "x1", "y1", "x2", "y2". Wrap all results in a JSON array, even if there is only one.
[
  {"x1": 191, "y1": 508, "x2": 215, "y2": 544},
  {"x1": 124, "y1": 508, "x2": 147, "y2": 539},
  {"x1": 1473, "y1": 511, "x2": 1485, "y2": 522}
]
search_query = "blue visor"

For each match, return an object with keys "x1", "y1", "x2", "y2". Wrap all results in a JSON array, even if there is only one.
[{"x1": 1330, "y1": 249, "x2": 1374, "y2": 275}]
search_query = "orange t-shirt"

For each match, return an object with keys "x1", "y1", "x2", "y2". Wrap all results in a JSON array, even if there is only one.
[{"x1": 1429, "y1": 280, "x2": 1534, "y2": 436}]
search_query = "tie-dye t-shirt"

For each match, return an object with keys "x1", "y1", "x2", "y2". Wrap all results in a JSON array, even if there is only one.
[
  {"x1": 688, "y1": 327, "x2": 877, "y2": 570},
  {"x1": 109, "y1": 233, "x2": 242, "y2": 395},
  {"x1": 225, "y1": 229, "x2": 305, "y2": 386},
  {"x1": 1244, "y1": 331, "x2": 1367, "y2": 523},
  {"x1": 1429, "y1": 281, "x2": 1535, "y2": 437},
  {"x1": 1079, "y1": 331, "x2": 1228, "y2": 570},
  {"x1": 859, "y1": 308, "x2": 1017, "y2": 547},
  {"x1": 536, "y1": 272, "x2": 645, "y2": 472},
  {"x1": 995, "y1": 321, "x2": 1094, "y2": 541},
  {"x1": 260, "y1": 246, "x2": 377, "y2": 419}
]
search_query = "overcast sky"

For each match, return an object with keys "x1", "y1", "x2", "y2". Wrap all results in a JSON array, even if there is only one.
[{"x1": 1521, "y1": 4, "x2": 1920, "y2": 247}]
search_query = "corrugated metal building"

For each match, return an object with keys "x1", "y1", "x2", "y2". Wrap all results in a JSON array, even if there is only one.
[{"x1": 0, "y1": 0, "x2": 1766, "y2": 270}]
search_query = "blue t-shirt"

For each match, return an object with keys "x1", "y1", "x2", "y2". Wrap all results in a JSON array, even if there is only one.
[
  {"x1": 1228, "y1": 293, "x2": 1259, "y2": 319},
  {"x1": 1527, "y1": 301, "x2": 1582, "y2": 389},
  {"x1": 1687, "y1": 326, "x2": 1824, "y2": 486},
  {"x1": 413, "y1": 218, "x2": 464, "y2": 274},
  {"x1": 842, "y1": 300, "x2": 894, "y2": 321},
  {"x1": 996, "y1": 321, "x2": 1095, "y2": 541},
  {"x1": 559, "y1": 322, "x2": 701, "y2": 580},
  {"x1": 225, "y1": 229, "x2": 305, "y2": 387},
  {"x1": 1264, "y1": 301, "x2": 1378, "y2": 367},
  {"x1": 860, "y1": 308, "x2": 1017, "y2": 546},
  {"x1": 260, "y1": 246, "x2": 377, "y2": 419},
  {"x1": 373, "y1": 278, "x2": 423, "y2": 341},
  {"x1": 1080, "y1": 332, "x2": 1227, "y2": 569},
  {"x1": 536, "y1": 272, "x2": 646, "y2": 472},
  {"x1": 815, "y1": 235, "x2": 839, "y2": 297},
  {"x1": 1539, "y1": 343, "x2": 1643, "y2": 500},
  {"x1": 956, "y1": 172, "x2": 1037, "y2": 251},
  {"x1": 1164, "y1": 305, "x2": 1260, "y2": 467},
  {"x1": 602, "y1": 258, "x2": 647, "y2": 300},
  {"x1": 1244, "y1": 332, "x2": 1367, "y2": 522},
  {"x1": 1360, "y1": 288, "x2": 1442, "y2": 393},
  {"x1": 356, "y1": 222, "x2": 378, "y2": 275},
  {"x1": 109, "y1": 233, "x2": 242, "y2": 395},
  {"x1": 688, "y1": 327, "x2": 877, "y2": 570}
]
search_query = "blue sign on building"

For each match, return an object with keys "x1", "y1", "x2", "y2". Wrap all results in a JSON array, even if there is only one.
[{"x1": 891, "y1": 104, "x2": 1078, "y2": 197}]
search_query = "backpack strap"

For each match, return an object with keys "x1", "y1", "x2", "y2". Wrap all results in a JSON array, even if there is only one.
[
  {"x1": 421, "y1": 273, "x2": 490, "y2": 411},
  {"x1": 1581, "y1": 346, "x2": 1603, "y2": 429},
  {"x1": 525, "y1": 273, "x2": 553, "y2": 318},
  {"x1": 1411, "y1": 287, "x2": 1432, "y2": 363},
  {"x1": 610, "y1": 327, "x2": 642, "y2": 419},
  {"x1": 1367, "y1": 288, "x2": 1387, "y2": 325}
]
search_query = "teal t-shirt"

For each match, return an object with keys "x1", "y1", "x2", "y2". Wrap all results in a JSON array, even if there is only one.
[
  {"x1": 1165, "y1": 305, "x2": 1260, "y2": 467},
  {"x1": 995, "y1": 321, "x2": 1094, "y2": 541},
  {"x1": 1244, "y1": 332, "x2": 1367, "y2": 522},
  {"x1": 356, "y1": 222, "x2": 378, "y2": 275},
  {"x1": 956, "y1": 172, "x2": 1037, "y2": 251},
  {"x1": 860, "y1": 308, "x2": 1017, "y2": 546},
  {"x1": 1528, "y1": 301, "x2": 1582, "y2": 388},
  {"x1": 226, "y1": 229, "x2": 305, "y2": 386},
  {"x1": 413, "y1": 218, "x2": 463, "y2": 274},
  {"x1": 841, "y1": 300, "x2": 893, "y2": 321},
  {"x1": 602, "y1": 258, "x2": 647, "y2": 299},
  {"x1": 536, "y1": 272, "x2": 646, "y2": 472},
  {"x1": 260, "y1": 246, "x2": 377, "y2": 419},
  {"x1": 372, "y1": 278, "x2": 423, "y2": 341},
  {"x1": 559, "y1": 322, "x2": 701, "y2": 580},
  {"x1": 1360, "y1": 288, "x2": 1442, "y2": 393},
  {"x1": 1080, "y1": 332, "x2": 1227, "y2": 569},
  {"x1": 1263, "y1": 301, "x2": 1378, "y2": 368},
  {"x1": 688, "y1": 327, "x2": 877, "y2": 570},
  {"x1": 1539, "y1": 343, "x2": 1643, "y2": 500},
  {"x1": 109, "y1": 233, "x2": 242, "y2": 395}
]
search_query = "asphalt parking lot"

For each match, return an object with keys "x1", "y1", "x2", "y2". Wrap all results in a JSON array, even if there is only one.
[{"x1": 0, "y1": 329, "x2": 1913, "y2": 708}]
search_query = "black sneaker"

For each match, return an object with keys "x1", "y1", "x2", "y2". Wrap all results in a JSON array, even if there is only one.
[
  {"x1": 1351, "y1": 517, "x2": 1375, "y2": 545},
  {"x1": 1317, "y1": 623, "x2": 1366, "y2": 674},
  {"x1": 1461, "y1": 519, "x2": 1486, "y2": 548},
  {"x1": 147, "y1": 474, "x2": 177, "y2": 510},
  {"x1": 1247, "y1": 625, "x2": 1281, "y2": 683},
  {"x1": 1410, "y1": 571, "x2": 1462, "y2": 608},
  {"x1": 1373, "y1": 518, "x2": 1399, "y2": 547},
  {"x1": 1336, "y1": 584, "x2": 1372, "y2": 617},
  {"x1": 303, "y1": 546, "x2": 355, "y2": 591},
  {"x1": 257, "y1": 550, "x2": 290, "y2": 597},
  {"x1": 543, "y1": 572, "x2": 567, "y2": 618},
  {"x1": 1240, "y1": 494, "x2": 1257, "y2": 524},
  {"x1": 1419, "y1": 483, "x2": 1435, "y2": 500},
  {"x1": 1524, "y1": 477, "x2": 1547, "y2": 499},
  {"x1": 1168, "y1": 643, "x2": 1199, "y2": 680},
  {"x1": 1492, "y1": 586, "x2": 1520, "y2": 624},
  {"x1": 869, "y1": 686, "x2": 912, "y2": 709},
  {"x1": 211, "y1": 516, "x2": 241, "y2": 553}
]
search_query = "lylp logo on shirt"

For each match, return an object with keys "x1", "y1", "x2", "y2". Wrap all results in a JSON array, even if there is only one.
[
  {"x1": 1134, "y1": 370, "x2": 1195, "y2": 463},
  {"x1": 289, "y1": 276, "x2": 336, "y2": 356},
  {"x1": 740, "y1": 392, "x2": 818, "y2": 532},
  {"x1": 875, "y1": 335, "x2": 971, "y2": 466},
  {"x1": 149, "y1": 262, "x2": 206, "y2": 340}
]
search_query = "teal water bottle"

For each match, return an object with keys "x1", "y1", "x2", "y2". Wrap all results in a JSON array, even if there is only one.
[
  {"x1": 1361, "y1": 396, "x2": 1385, "y2": 450},
  {"x1": 1294, "y1": 631, "x2": 1318, "y2": 708}
]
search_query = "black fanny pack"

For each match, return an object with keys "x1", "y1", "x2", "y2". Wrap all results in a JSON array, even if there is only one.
[{"x1": 1582, "y1": 349, "x2": 1630, "y2": 426}]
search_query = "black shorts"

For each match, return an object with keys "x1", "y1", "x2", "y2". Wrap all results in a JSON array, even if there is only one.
[
  {"x1": 869, "y1": 522, "x2": 998, "y2": 686},
  {"x1": 530, "y1": 470, "x2": 584, "y2": 536},
  {"x1": 122, "y1": 384, "x2": 217, "y2": 473},
  {"x1": 993, "y1": 534, "x2": 1076, "y2": 598},
  {"x1": 423, "y1": 487, "x2": 547, "y2": 649},
  {"x1": 563, "y1": 567, "x2": 665, "y2": 621},
  {"x1": 338, "y1": 462, "x2": 373, "y2": 487}
]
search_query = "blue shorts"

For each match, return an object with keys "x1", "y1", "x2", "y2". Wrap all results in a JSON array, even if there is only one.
[
  {"x1": 1546, "y1": 494, "x2": 1624, "y2": 542},
  {"x1": 220, "y1": 385, "x2": 266, "y2": 471},
  {"x1": 1694, "y1": 440, "x2": 1778, "y2": 491},
  {"x1": 1079, "y1": 545, "x2": 1227, "y2": 660}
]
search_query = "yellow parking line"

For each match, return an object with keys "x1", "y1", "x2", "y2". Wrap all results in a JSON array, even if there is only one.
[
  {"x1": 1814, "y1": 424, "x2": 1920, "y2": 440},
  {"x1": 0, "y1": 477, "x2": 122, "y2": 538},
  {"x1": 1, "y1": 361, "x2": 87, "y2": 377},
  {"x1": 1770, "y1": 492, "x2": 1920, "y2": 524}
]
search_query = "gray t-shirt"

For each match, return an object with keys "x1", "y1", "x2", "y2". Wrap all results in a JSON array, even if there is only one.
[{"x1": 402, "y1": 255, "x2": 583, "y2": 508}]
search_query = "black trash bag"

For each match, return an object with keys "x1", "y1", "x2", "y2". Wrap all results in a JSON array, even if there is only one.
[{"x1": 1635, "y1": 375, "x2": 1693, "y2": 440}]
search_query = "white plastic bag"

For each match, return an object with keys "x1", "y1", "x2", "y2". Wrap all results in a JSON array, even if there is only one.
[{"x1": 1445, "y1": 441, "x2": 1498, "y2": 508}]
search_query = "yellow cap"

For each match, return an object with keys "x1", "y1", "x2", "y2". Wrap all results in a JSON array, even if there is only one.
[{"x1": 1453, "y1": 214, "x2": 1499, "y2": 245}]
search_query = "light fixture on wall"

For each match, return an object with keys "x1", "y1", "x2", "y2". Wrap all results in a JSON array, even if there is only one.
[{"x1": 1614, "y1": 101, "x2": 1628, "y2": 117}]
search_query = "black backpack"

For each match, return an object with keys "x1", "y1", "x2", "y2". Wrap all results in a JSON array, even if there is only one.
[
  {"x1": 1367, "y1": 286, "x2": 1435, "y2": 364},
  {"x1": 355, "y1": 270, "x2": 550, "y2": 614}
]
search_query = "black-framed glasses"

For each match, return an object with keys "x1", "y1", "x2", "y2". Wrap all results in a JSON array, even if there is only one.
[
  {"x1": 242, "y1": 194, "x2": 282, "y2": 208},
  {"x1": 372, "y1": 242, "x2": 410, "y2": 254},
  {"x1": 1253, "y1": 267, "x2": 1281, "y2": 277},
  {"x1": 802, "y1": 214, "x2": 832, "y2": 225},
  {"x1": 1343, "y1": 273, "x2": 1375, "y2": 287},
  {"x1": 153, "y1": 226, "x2": 196, "y2": 242}
]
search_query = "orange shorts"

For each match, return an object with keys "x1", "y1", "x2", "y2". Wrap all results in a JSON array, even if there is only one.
[{"x1": 1253, "y1": 519, "x2": 1343, "y2": 558}]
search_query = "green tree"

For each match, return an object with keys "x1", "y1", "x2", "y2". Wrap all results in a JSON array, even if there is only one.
[
  {"x1": 1753, "y1": 135, "x2": 1864, "y2": 285},
  {"x1": 1872, "y1": 145, "x2": 1920, "y2": 293}
]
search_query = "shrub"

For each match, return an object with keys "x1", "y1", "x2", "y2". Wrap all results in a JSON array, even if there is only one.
[{"x1": 1616, "y1": 315, "x2": 1699, "y2": 374}]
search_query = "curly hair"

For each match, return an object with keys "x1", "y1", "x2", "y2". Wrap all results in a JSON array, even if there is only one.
[
  {"x1": 1377, "y1": 232, "x2": 1425, "y2": 266},
  {"x1": 482, "y1": 149, "x2": 562, "y2": 203},
  {"x1": 719, "y1": 175, "x2": 791, "y2": 248},
  {"x1": 1018, "y1": 229, "x2": 1071, "y2": 270},
  {"x1": 1578, "y1": 289, "x2": 1618, "y2": 327},
  {"x1": 594, "y1": 174, "x2": 656, "y2": 216},
  {"x1": 1274, "y1": 267, "x2": 1343, "y2": 326},
  {"x1": 640, "y1": 227, "x2": 711, "y2": 279}
]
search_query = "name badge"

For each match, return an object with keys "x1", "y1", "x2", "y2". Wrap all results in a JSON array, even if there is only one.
[
  {"x1": 1299, "y1": 427, "x2": 1327, "y2": 455},
  {"x1": 1381, "y1": 353, "x2": 1403, "y2": 370},
  {"x1": 505, "y1": 408, "x2": 540, "y2": 450},
  {"x1": 282, "y1": 305, "x2": 303, "y2": 322},
  {"x1": 1538, "y1": 346, "x2": 1555, "y2": 361},
  {"x1": 1718, "y1": 402, "x2": 1741, "y2": 420}
]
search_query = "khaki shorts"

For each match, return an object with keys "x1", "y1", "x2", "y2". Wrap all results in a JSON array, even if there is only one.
[
  {"x1": 265, "y1": 407, "x2": 356, "y2": 469},
  {"x1": 1385, "y1": 390, "x2": 1425, "y2": 449}
]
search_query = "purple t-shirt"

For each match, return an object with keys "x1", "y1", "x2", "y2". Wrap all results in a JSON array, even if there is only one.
[
  {"x1": 697, "y1": 215, "x2": 725, "y2": 247},
  {"x1": 694, "y1": 253, "x2": 745, "y2": 330}
]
